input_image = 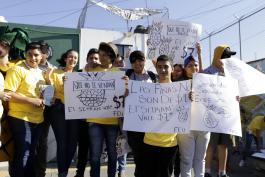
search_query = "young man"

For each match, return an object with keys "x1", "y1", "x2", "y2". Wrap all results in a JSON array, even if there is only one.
[
  {"x1": 5, "y1": 42, "x2": 46, "y2": 177},
  {"x1": 126, "y1": 50, "x2": 156, "y2": 177},
  {"x1": 83, "y1": 48, "x2": 100, "y2": 72},
  {"x1": 204, "y1": 45, "x2": 237, "y2": 177},
  {"x1": 142, "y1": 55, "x2": 177, "y2": 177},
  {"x1": 35, "y1": 41, "x2": 55, "y2": 177},
  {"x1": 75, "y1": 48, "x2": 99, "y2": 177},
  {"x1": 87, "y1": 42, "x2": 120, "y2": 177}
]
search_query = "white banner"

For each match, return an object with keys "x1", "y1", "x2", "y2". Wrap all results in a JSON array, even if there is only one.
[
  {"x1": 223, "y1": 57, "x2": 265, "y2": 97},
  {"x1": 147, "y1": 19, "x2": 202, "y2": 64},
  {"x1": 123, "y1": 80, "x2": 191, "y2": 133},
  {"x1": 64, "y1": 71, "x2": 125, "y2": 119},
  {"x1": 89, "y1": 0, "x2": 163, "y2": 21},
  {"x1": 190, "y1": 73, "x2": 242, "y2": 136}
]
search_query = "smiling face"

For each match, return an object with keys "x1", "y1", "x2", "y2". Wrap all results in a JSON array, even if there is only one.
[
  {"x1": 65, "y1": 51, "x2": 78, "y2": 69},
  {"x1": 25, "y1": 49, "x2": 42, "y2": 68}
]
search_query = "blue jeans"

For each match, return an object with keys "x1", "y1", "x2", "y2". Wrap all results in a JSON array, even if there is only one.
[
  {"x1": 49, "y1": 101, "x2": 79, "y2": 177},
  {"x1": 117, "y1": 154, "x2": 127, "y2": 174},
  {"x1": 88, "y1": 123, "x2": 118, "y2": 177},
  {"x1": 8, "y1": 116, "x2": 43, "y2": 177},
  {"x1": 242, "y1": 131, "x2": 258, "y2": 160}
]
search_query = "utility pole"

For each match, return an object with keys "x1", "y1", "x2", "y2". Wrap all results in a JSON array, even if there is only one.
[{"x1": 234, "y1": 15, "x2": 244, "y2": 60}]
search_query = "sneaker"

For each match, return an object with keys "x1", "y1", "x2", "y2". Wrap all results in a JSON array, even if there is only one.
[
  {"x1": 239, "y1": 159, "x2": 246, "y2": 167},
  {"x1": 204, "y1": 173, "x2": 212, "y2": 177}
]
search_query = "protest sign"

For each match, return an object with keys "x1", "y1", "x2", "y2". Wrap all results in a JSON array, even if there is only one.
[
  {"x1": 223, "y1": 57, "x2": 265, "y2": 97},
  {"x1": 190, "y1": 73, "x2": 242, "y2": 136},
  {"x1": 64, "y1": 71, "x2": 125, "y2": 119},
  {"x1": 147, "y1": 18, "x2": 202, "y2": 64},
  {"x1": 123, "y1": 80, "x2": 191, "y2": 133}
]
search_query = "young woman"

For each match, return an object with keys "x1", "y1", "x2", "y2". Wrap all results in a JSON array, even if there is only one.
[
  {"x1": 46, "y1": 49, "x2": 79, "y2": 177},
  {"x1": 5, "y1": 42, "x2": 46, "y2": 177},
  {"x1": 177, "y1": 54, "x2": 211, "y2": 177}
]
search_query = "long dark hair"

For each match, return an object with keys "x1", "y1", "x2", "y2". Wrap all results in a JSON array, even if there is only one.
[{"x1": 57, "y1": 49, "x2": 77, "y2": 67}]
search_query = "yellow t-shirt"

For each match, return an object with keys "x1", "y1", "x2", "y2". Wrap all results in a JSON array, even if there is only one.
[
  {"x1": 0, "y1": 72, "x2": 4, "y2": 118},
  {"x1": 247, "y1": 115, "x2": 265, "y2": 136},
  {"x1": 86, "y1": 67, "x2": 120, "y2": 125},
  {"x1": 50, "y1": 69, "x2": 65, "y2": 103},
  {"x1": 4, "y1": 61, "x2": 46, "y2": 123},
  {"x1": 144, "y1": 132, "x2": 177, "y2": 147}
]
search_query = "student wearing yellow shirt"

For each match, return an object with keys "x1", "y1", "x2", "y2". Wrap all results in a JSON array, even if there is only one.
[
  {"x1": 239, "y1": 115, "x2": 265, "y2": 167},
  {"x1": 0, "y1": 40, "x2": 16, "y2": 75},
  {"x1": 87, "y1": 42, "x2": 120, "y2": 177},
  {"x1": 46, "y1": 49, "x2": 79, "y2": 177},
  {"x1": 142, "y1": 55, "x2": 177, "y2": 177},
  {"x1": 4, "y1": 42, "x2": 46, "y2": 177}
]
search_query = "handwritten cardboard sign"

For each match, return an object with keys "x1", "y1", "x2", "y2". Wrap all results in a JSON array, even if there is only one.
[
  {"x1": 190, "y1": 73, "x2": 242, "y2": 136},
  {"x1": 223, "y1": 57, "x2": 265, "y2": 97},
  {"x1": 147, "y1": 18, "x2": 202, "y2": 64},
  {"x1": 123, "y1": 80, "x2": 191, "y2": 133},
  {"x1": 64, "y1": 71, "x2": 125, "y2": 119}
]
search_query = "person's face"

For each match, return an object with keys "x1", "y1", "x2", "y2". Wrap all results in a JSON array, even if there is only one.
[
  {"x1": 65, "y1": 51, "x2": 78, "y2": 68},
  {"x1": 87, "y1": 53, "x2": 99, "y2": 66},
  {"x1": 113, "y1": 57, "x2": 124, "y2": 67},
  {"x1": 25, "y1": 49, "x2": 42, "y2": 68},
  {"x1": 185, "y1": 60, "x2": 199, "y2": 78},
  {"x1": 172, "y1": 65, "x2": 183, "y2": 79},
  {"x1": 0, "y1": 45, "x2": 8, "y2": 59},
  {"x1": 156, "y1": 60, "x2": 172, "y2": 81},
  {"x1": 99, "y1": 50, "x2": 112, "y2": 67},
  {"x1": 131, "y1": 59, "x2": 145, "y2": 74},
  {"x1": 40, "y1": 53, "x2": 48, "y2": 64}
]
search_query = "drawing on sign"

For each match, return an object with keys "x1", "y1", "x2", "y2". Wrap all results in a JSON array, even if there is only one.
[
  {"x1": 176, "y1": 106, "x2": 188, "y2": 122},
  {"x1": 149, "y1": 21, "x2": 163, "y2": 47},
  {"x1": 147, "y1": 19, "x2": 201, "y2": 64},
  {"x1": 74, "y1": 72, "x2": 111, "y2": 107},
  {"x1": 194, "y1": 79, "x2": 231, "y2": 128}
]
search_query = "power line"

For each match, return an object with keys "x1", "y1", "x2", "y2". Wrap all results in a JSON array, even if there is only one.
[
  {"x1": 200, "y1": 3, "x2": 265, "y2": 41},
  {"x1": 176, "y1": 0, "x2": 218, "y2": 20},
  {"x1": 41, "y1": 0, "x2": 105, "y2": 26},
  {"x1": 8, "y1": 8, "x2": 82, "y2": 18},
  {"x1": 0, "y1": 0, "x2": 33, "y2": 10},
  {"x1": 203, "y1": 0, "x2": 263, "y2": 32},
  {"x1": 231, "y1": 28, "x2": 265, "y2": 47},
  {"x1": 177, "y1": 0, "x2": 246, "y2": 20}
]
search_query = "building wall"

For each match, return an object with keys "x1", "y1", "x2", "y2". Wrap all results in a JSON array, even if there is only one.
[{"x1": 79, "y1": 28, "x2": 148, "y2": 69}]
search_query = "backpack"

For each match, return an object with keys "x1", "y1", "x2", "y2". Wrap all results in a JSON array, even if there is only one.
[{"x1": 125, "y1": 69, "x2": 157, "y2": 83}]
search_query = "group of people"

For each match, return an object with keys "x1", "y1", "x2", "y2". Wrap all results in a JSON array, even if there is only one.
[{"x1": 0, "y1": 36, "x2": 263, "y2": 177}]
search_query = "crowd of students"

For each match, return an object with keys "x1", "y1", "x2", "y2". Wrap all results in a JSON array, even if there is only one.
[{"x1": 0, "y1": 38, "x2": 264, "y2": 177}]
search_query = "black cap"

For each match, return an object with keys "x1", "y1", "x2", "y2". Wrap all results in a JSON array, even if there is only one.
[
  {"x1": 221, "y1": 47, "x2": 236, "y2": 59},
  {"x1": 129, "y1": 50, "x2": 145, "y2": 63}
]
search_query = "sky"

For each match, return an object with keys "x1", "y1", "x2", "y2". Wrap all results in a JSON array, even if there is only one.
[{"x1": 1, "y1": 0, "x2": 265, "y2": 67}]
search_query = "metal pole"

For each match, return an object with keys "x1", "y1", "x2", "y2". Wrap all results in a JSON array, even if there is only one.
[
  {"x1": 209, "y1": 34, "x2": 212, "y2": 64},
  {"x1": 238, "y1": 19, "x2": 242, "y2": 60}
]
